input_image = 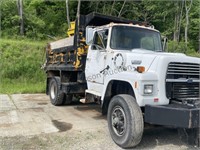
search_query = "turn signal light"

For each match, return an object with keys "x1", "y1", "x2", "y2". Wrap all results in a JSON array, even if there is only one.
[{"x1": 137, "y1": 66, "x2": 145, "y2": 73}]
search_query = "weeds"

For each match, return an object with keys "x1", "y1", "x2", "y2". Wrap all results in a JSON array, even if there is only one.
[{"x1": 0, "y1": 38, "x2": 46, "y2": 94}]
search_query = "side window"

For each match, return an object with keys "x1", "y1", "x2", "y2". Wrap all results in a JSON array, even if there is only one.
[{"x1": 92, "y1": 29, "x2": 108, "y2": 50}]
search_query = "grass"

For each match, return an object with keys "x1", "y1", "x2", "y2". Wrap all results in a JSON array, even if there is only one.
[
  {"x1": 0, "y1": 38, "x2": 47, "y2": 94},
  {"x1": 1, "y1": 80, "x2": 45, "y2": 94}
]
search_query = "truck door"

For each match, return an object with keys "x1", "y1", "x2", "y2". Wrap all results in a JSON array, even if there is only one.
[{"x1": 85, "y1": 29, "x2": 108, "y2": 84}]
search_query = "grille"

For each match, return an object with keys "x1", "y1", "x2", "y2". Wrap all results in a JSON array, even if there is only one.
[
  {"x1": 166, "y1": 62, "x2": 200, "y2": 100},
  {"x1": 172, "y1": 83, "x2": 199, "y2": 99},
  {"x1": 166, "y1": 62, "x2": 200, "y2": 79}
]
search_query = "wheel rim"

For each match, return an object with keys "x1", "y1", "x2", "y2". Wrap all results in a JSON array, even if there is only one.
[
  {"x1": 111, "y1": 106, "x2": 126, "y2": 136},
  {"x1": 50, "y1": 82, "x2": 56, "y2": 100}
]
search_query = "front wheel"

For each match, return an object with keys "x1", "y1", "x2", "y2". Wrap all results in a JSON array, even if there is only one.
[{"x1": 107, "y1": 94, "x2": 144, "y2": 148}]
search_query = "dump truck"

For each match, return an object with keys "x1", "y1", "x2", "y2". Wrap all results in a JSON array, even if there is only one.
[{"x1": 43, "y1": 12, "x2": 200, "y2": 148}]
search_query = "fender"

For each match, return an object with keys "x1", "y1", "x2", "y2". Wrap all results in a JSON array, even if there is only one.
[
  {"x1": 101, "y1": 71, "x2": 159, "y2": 106},
  {"x1": 102, "y1": 71, "x2": 139, "y2": 105}
]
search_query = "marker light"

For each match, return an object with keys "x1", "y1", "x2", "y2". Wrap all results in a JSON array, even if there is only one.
[
  {"x1": 134, "y1": 82, "x2": 138, "y2": 88},
  {"x1": 137, "y1": 66, "x2": 145, "y2": 73}
]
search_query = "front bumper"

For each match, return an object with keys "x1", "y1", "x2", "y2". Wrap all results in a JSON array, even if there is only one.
[{"x1": 145, "y1": 103, "x2": 200, "y2": 128}]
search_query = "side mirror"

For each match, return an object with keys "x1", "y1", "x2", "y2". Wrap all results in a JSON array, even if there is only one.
[
  {"x1": 86, "y1": 26, "x2": 95, "y2": 45},
  {"x1": 162, "y1": 36, "x2": 168, "y2": 51}
]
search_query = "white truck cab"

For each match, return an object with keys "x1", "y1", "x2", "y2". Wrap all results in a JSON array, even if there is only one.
[{"x1": 85, "y1": 23, "x2": 200, "y2": 106}]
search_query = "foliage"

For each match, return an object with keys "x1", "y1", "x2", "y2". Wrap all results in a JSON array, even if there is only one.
[
  {"x1": 168, "y1": 41, "x2": 188, "y2": 53},
  {"x1": 1, "y1": 0, "x2": 199, "y2": 51},
  {"x1": 167, "y1": 40, "x2": 200, "y2": 58},
  {"x1": 0, "y1": 39, "x2": 46, "y2": 93},
  {"x1": 1, "y1": 0, "x2": 68, "y2": 39}
]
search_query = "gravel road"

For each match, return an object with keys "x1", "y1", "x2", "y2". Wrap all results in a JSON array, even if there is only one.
[{"x1": 0, "y1": 94, "x2": 199, "y2": 150}]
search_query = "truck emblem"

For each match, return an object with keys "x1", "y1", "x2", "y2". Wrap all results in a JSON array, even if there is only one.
[
  {"x1": 131, "y1": 60, "x2": 142, "y2": 65},
  {"x1": 187, "y1": 79, "x2": 193, "y2": 83}
]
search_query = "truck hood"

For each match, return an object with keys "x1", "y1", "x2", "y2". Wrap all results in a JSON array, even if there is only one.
[{"x1": 117, "y1": 49, "x2": 200, "y2": 72}]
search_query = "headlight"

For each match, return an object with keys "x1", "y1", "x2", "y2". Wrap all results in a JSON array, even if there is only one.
[{"x1": 144, "y1": 85, "x2": 153, "y2": 94}]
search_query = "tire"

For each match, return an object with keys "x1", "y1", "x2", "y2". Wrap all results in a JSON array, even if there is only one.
[
  {"x1": 49, "y1": 77, "x2": 64, "y2": 106},
  {"x1": 107, "y1": 94, "x2": 144, "y2": 148},
  {"x1": 63, "y1": 94, "x2": 73, "y2": 105}
]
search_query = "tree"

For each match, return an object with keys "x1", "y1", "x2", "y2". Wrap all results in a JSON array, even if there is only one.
[
  {"x1": 184, "y1": 0, "x2": 193, "y2": 47},
  {"x1": 187, "y1": 0, "x2": 200, "y2": 51},
  {"x1": 76, "y1": 0, "x2": 81, "y2": 47},
  {"x1": 66, "y1": 0, "x2": 70, "y2": 29},
  {"x1": 110, "y1": 0, "x2": 116, "y2": 15},
  {"x1": 17, "y1": 0, "x2": 24, "y2": 35},
  {"x1": 173, "y1": 0, "x2": 184, "y2": 42},
  {"x1": 118, "y1": 0, "x2": 126, "y2": 17},
  {"x1": 0, "y1": 0, "x2": 199, "y2": 52}
]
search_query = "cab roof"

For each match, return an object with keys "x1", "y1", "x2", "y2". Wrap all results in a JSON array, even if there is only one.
[{"x1": 94, "y1": 23, "x2": 159, "y2": 33}]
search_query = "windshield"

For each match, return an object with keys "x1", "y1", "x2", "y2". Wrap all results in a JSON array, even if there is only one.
[{"x1": 110, "y1": 26, "x2": 162, "y2": 51}]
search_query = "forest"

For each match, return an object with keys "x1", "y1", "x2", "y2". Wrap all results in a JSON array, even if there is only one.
[
  {"x1": 1, "y1": 0, "x2": 200, "y2": 52},
  {"x1": 0, "y1": 0, "x2": 200, "y2": 93}
]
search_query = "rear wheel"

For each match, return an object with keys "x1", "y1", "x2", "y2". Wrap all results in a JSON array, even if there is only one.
[
  {"x1": 107, "y1": 94, "x2": 144, "y2": 148},
  {"x1": 49, "y1": 77, "x2": 64, "y2": 106}
]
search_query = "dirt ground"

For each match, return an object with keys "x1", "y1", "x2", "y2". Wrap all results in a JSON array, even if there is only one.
[{"x1": 0, "y1": 94, "x2": 199, "y2": 150}]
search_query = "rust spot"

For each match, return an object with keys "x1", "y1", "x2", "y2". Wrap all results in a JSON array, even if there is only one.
[{"x1": 52, "y1": 120, "x2": 72, "y2": 132}]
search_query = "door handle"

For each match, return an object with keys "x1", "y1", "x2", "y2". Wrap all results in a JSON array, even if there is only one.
[
  {"x1": 100, "y1": 65, "x2": 110, "y2": 73},
  {"x1": 86, "y1": 58, "x2": 91, "y2": 61}
]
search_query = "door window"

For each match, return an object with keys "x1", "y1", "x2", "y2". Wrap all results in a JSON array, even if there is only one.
[{"x1": 92, "y1": 29, "x2": 108, "y2": 50}]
